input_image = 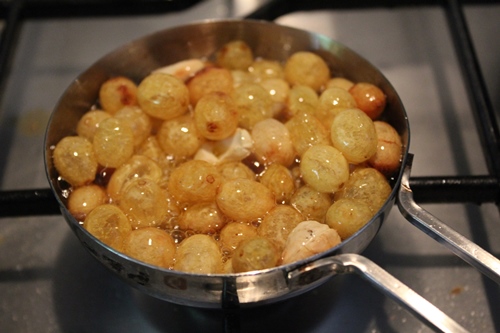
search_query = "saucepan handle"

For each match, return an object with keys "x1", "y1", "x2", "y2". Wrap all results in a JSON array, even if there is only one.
[
  {"x1": 397, "y1": 154, "x2": 500, "y2": 284},
  {"x1": 287, "y1": 253, "x2": 468, "y2": 333}
]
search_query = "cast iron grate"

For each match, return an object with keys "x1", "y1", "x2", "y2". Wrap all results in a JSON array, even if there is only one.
[{"x1": 0, "y1": 0, "x2": 498, "y2": 216}]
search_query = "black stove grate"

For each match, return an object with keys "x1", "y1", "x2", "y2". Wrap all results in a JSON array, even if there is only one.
[{"x1": 0, "y1": 0, "x2": 498, "y2": 217}]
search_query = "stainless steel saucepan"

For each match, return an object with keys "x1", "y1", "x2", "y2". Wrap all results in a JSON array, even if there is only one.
[{"x1": 44, "y1": 19, "x2": 500, "y2": 333}]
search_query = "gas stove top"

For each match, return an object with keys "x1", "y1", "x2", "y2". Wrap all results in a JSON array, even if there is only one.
[{"x1": 0, "y1": 1, "x2": 499, "y2": 332}]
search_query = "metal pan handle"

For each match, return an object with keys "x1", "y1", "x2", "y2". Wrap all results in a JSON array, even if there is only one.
[
  {"x1": 288, "y1": 253, "x2": 469, "y2": 333},
  {"x1": 397, "y1": 154, "x2": 500, "y2": 285}
]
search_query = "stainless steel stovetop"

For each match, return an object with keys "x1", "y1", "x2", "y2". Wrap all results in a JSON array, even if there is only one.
[{"x1": 0, "y1": 1, "x2": 499, "y2": 332}]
